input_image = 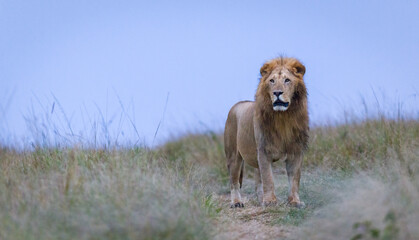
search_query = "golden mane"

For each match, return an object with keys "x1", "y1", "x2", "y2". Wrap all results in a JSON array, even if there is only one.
[{"x1": 255, "y1": 57, "x2": 309, "y2": 154}]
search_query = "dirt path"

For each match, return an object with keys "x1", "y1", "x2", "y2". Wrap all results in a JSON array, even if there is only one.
[{"x1": 213, "y1": 193, "x2": 296, "y2": 240}]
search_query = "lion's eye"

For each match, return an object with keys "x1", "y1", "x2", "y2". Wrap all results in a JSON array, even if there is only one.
[
  {"x1": 269, "y1": 79, "x2": 275, "y2": 83},
  {"x1": 285, "y1": 79, "x2": 290, "y2": 83}
]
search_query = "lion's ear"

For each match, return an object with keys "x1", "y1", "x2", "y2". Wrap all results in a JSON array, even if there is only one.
[
  {"x1": 292, "y1": 61, "x2": 306, "y2": 77},
  {"x1": 260, "y1": 62, "x2": 272, "y2": 77}
]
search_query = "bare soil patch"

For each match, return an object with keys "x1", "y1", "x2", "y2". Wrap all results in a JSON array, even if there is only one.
[{"x1": 213, "y1": 194, "x2": 296, "y2": 240}]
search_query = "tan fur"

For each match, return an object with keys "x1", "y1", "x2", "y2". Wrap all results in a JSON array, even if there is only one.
[{"x1": 224, "y1": 57, "x2": 309, "y2": 208}]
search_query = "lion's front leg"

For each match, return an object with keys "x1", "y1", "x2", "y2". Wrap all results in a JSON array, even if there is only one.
[
  {"x1": 254, "y1": 168, "x2": 263, "y2": 204},
  {"x1": 257, "y1": 151, "x2": 277, "y2": 206},
  {"x1": 285, "y1": 154, "x2": 305, "y2": 208}
]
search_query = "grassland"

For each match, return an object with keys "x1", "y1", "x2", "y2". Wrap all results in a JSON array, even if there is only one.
[{"x1": 0, "y1": 117, "x2": 418, "y2": 239}]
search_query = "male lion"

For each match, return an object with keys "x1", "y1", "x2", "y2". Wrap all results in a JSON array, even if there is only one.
[{"x1": 224, "y1": 57, "x2": 308, "y2": 208}]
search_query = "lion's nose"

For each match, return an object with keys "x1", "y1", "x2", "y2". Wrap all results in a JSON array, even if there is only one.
[{"x1": 273, "y1": 91, "x2": 283, "y2": 97}]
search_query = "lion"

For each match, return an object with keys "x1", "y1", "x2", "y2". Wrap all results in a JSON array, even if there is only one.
[{"x1": 224, "y1": 57, "x2": 308, "y2": 208}]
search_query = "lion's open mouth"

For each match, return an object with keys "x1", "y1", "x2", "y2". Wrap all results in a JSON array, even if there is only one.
[{"x1": 273, "y1": 100, "x2": 289, "y2": 108}]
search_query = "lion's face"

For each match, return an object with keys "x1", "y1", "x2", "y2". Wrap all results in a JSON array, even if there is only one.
[
  {"x1": 259, "y1": 58, "x2": 306, "y2": 112},
  {"x1": 265, "y1": 68, "x2": 298, "y2": 111}
]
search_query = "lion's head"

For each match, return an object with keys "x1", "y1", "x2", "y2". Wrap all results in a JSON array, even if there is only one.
[{"x1": 256, "y1": 57, "x2": 306, "y2": 112}]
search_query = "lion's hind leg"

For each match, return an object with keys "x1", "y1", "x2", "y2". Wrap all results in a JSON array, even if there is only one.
[{"x1": 228, "y1": 153, "x2": 244, "y2": 208}]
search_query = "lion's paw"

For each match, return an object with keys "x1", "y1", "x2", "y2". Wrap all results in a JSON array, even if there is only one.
[
  {"x1": 262, "y1": 194, "x2": 278, "y2": 207},
  {"x1": 230, "y1": 202, "x2": 244, "y2": 208}
]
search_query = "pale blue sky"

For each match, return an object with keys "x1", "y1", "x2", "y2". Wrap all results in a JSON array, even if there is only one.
[{"x1": 1, "y1": 1, "x2": 418, "y2": 147}]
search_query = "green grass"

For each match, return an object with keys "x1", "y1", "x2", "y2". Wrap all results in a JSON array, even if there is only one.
[
  {"x1": 0, "y1": 117, "x2": 418, "y2": 239},
  {"x1": 269, "y1": 170, "x2": 350, "y2": 227}
]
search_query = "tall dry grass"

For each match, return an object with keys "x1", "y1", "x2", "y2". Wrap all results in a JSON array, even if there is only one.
[
  {"x1": 0, "y1": 147, "x2": 223, "y2": 240},
  {"x1": 306, "y1": 118, "x2": 419, "y2": 170},
  {"x1": 294, "y1": 117, "x2": 419, "y2": 239},
  {"x1": 296, "y1": 170, "x2": 419, "y2": 240}
]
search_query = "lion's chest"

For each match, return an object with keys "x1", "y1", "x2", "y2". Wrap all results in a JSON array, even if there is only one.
[
  {"x1": 263, "y1": 139, "x2": 286, "y2": 161},
  {"x1": 261, "y1": 126, "x2": 297, "y2": 161}
]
